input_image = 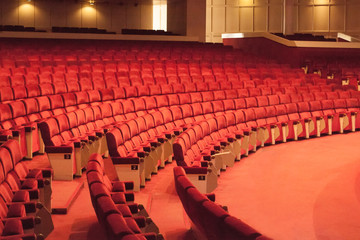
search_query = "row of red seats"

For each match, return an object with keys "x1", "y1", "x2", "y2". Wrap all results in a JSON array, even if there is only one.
[
  {"x1": 0, "y1": 140, "x2": 53, "y2": 239},
  {"x1": 0, "y1": 70, "x2": 308, "y2": 86},
  {"x1": 173, "y1": 167, "x2": 267, "y2": 240},
  {"x1": 0, "y1": 79, "x2": 337, "y2": 161},
  {"x1": 0, "y1": 73, "x2": 312, "y2": 91},
  {"x1": 0, "y1": 76, "x2": 328, "y2": 103},
  {"x1": 0, "y1": 79, "x2": 349, "y2": 159},
  {"x1": 0, "y1": 73, "x2": 339, "y2": 104},
  {"x1": 86, "y1": 153, "x2": 163, "y2": 240},
  {"x1": 173, "y1": 97, "x2": 360, "y2": 174},
  {"x1": 0, "y1": 63, "x2": 303, "y2": 75},
  {"x1": 104, "y1": 91, "x2": 360, "y2": 188},
  {"x1": 36, "y1": 87, "x2": 354, "y2": 179}
]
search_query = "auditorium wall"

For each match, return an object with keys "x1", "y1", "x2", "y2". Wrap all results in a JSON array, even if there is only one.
[
  {"x1": 206, "y1": 0, "x2": 360, "y2": 42},
  {"x1": 0, "y1": 0, "x2": 153, "y2": 33}
]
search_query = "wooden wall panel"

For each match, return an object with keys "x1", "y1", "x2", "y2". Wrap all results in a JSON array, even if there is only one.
[
  {"x1": 66, "y1": 2, "x2": 81, "y2": 28},
  {"x1": 268, "y1": 4, "x2": 282, "y2": 32},
  {"x1": 239, "y1": 7, "x2": 254, "y2": 32},
  {"x1": 2, "y1": 0, "x2": 19, "y2": 25},
  {"x1": 19, "y1": 1, "x2": 35, "y2": 27},
  {"x1": 126, "y1": 4, "x2": 141, "y2": 29},
  {"x1": 141, "y1": 0, "x2": 153, "y2": 30},
  {"x1": 96, "y1": 3, "x2": 112, "y2": 30},
  {"x1": 254, "y1": 6, "x2": 267, "y2": 32},
  {"x1": 313, "y1": 5, "x2": 329, "y2": 31},
  {"x1": 109, "y1": 4, "x2": 126, "y2": 32},
  {"x1": 346, "y1": 3, "x2": 360, "y2": 32},
  {"x1": 329, "y1": 4, "x2": 344, "y2": 31},
  {"x1": 81, "y1": 4, "x2": 97, "y2": 28},
  {"x1": 0, "y1": 0, "x2": 153, "y2": 33},
  {"x1": 212, "y1": 6, "x2": 226, "y2": 33},
  {"x1": 225, "y1": 6, "x2": 239, "y2": 32},
  {"x1": 35, "y1": 0, "x2": 51, "y2": 29},
  {"x1": 50, "y1": 1, "x2": 67, "y2": 27},
  {"x1": 298, "y1": 5, "x2": 313, "y2": 31}
]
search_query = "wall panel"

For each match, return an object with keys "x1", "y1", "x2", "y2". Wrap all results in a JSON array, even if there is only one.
[
  {"x1": 254, "y1": 6, "x2": 267, "y2": 32},
  {"x1": 66, "y1": 2, "x2": 82, "y2": 28},
  {"x1": 35, "y1": 0, "x2": 51, "y2": 29},
  {"x1": 346, "y1": 3, "x2": 360, "y2": 32},
  {"x1": 268, "y1": 4, "x2": 282, "y2": 32},
  {"x1": 0, "y1": 0, "x2": 153, "y2": 33},
  {"x1": 298, "y1": 5, "x2": 313, "y2": 31},
  {"x1": 329, "y1": 4, "x2": 344, "y2": 31},
  {"x1": 212, "y1": 6, "x2": 226, "y2": 33},
  {"x1": 19, "y1": 2, "x2": 35, "y2": 27},
  {"x1": 225, "y1": 6, "x2": 239, "y2": 32},
  {"x1": 96, "y1": 3, "x2": 112, "y2": 30},
  {"x1": 50, "y1": 1, "x2": 67, "y2": 27},
  {"x1": 141, "y1": 0, "x2": 153, "y2": 30},
  {"x1": 2, "y1": 0, "x2": 19, "y2": 25},
  {"x1": 81, "y1": 4, "x2": 97, "y2": 28},
  {"x1": 109, "y1": 4, "x2": 126, "y2": 32},
  {"x1": 313, "y1": 5, "x2": 329, "y2": 31},
  {"x1": 239, "y1": 7, "x2": 254, "y2": 32}
]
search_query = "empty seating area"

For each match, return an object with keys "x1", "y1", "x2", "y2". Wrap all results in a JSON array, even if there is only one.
[
  {"x1": 0, "y1": 140, "x2": 53, "y2": 239},
  {"x1": 0, "y1": 37, "x2": 358, "y2": 239},
  {"x1": 86, "y1": 153, "x2": 163, "y2": 240}
]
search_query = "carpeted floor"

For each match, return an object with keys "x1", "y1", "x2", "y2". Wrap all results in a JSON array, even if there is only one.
[{"x1": 30, "y1": 132, "x2": 360, "y2": 240}]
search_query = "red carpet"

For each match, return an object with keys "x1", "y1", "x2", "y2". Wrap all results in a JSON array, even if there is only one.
[{"x1": 213, "y1": 132, "x2": 360, "y2": 240}]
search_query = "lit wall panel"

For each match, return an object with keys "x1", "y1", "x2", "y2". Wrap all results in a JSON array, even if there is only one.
[
  {"x1": 19, "y1": 1, "x2": 35, "y2": 27},
  {"x1": 298, "y1": 5, "x2": 313, "y2": 31},
  {"x1": 313, "y1": 5, "x2": 329, "y2": 31},
  {"x1": 212, "y1": 6, "x2": 226, "y2": 33},
  {"x1": 254, "y1": 6, "x2": 267, "y2": 32},
  {"x1": 225, "y1": 6, "x2": 239, "y2": 32},
  {"x1": 81, "y1": 4, "x2": 97, "y2": 28},
  {"x1": 239, "y1": 7, "x2": 254, "y2": 32},
  {"x1": 268, "y1": 4, "x2": 282, "y2": 32}
]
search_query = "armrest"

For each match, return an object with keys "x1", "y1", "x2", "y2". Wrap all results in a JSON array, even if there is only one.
[
  {"x1": 111, "y1": 157, "x2": 140, "y2": 165},
  {"x1": 29, "y1": 168, "x2": 53, "y2": 179},
  {"x1": 45, "y1": 145, "x2": 73, "y2": 153},
  {"x1": 13, "y1": 189, "x2": 39, "y2": 200},
  {"x1": 0, "y1": 134, "x2": 12, "y2": 141},
  {"x1": 183, "y1": 167, "x2": 208, "y2": 174},
  {"x1": 130, "y1": 216, "x2": 147, "y2": 228},
  {"x1": 205, "y1": 193, "x2": 216, "y2": 202},
  {"x1": 2, "y1": 216, "x2": 39, "y2": 230},
  {"x1": 124, "y1": 192, "x2": 135, "y2": 202}
]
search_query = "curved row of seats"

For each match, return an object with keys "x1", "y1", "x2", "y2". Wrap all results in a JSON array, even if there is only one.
[
  {"x1": 5, "y1": 79, "x2": 339, "y2": 159},
  {"x1": 173, "y1": 166, "x2": 268, "y2": 240},
  {"x1": 0, "y1": 140, "x2": 53, "y2": 239},
  {"x1": 0, "y1": 62, "x2": 305, "y2": 76},
  {"x1": 172, "y1": 95, "x2": 360, "y2": 193},
  {"x1": 104, "y1": 89, "x2": 360, "y2": 189},
  {"x1": 0, "y1": 75, "x2": 338, "y2": 105},
  {"x1": 0, "y1": 80, "x2": 308, "y2": 159},
  {"x1": 86, "y1": 153, "x2": 163, "y2": 240},
  {"x1": 37, "y1": 85, "x2": 354, "y2": 179}
]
